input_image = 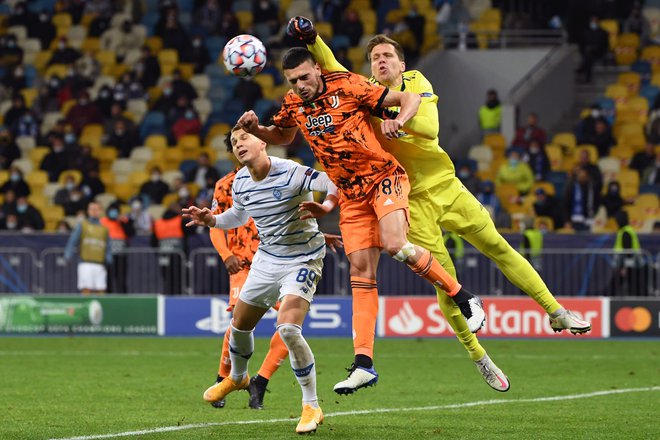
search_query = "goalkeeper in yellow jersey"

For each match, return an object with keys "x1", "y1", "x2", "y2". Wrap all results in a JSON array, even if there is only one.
[{"x1": 287, "y1": 16, "x2": 590, "y2": 395}]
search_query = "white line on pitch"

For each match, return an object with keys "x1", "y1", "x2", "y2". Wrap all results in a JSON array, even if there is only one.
[{"x1": 49, "y1": 386, "x2": 660, "y2": 440}]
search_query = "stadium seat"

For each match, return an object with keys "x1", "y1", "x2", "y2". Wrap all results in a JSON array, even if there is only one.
[
  {"x1": 128, "y1": 171, "x2": 149, "y2": 187},
  {"x1": 468, "y1": 144, "x2": 493, "y2": 171},
  {"x1": 617, "y1": 96, "x2": 649, "y2": 124},
  {"x1": 191, "y1": 75, "x2": 211, "y2": 97},
  {"x1": 163, "y1": 148, "x2": 184, "y2": 171},
  {"x1": 12, "y1": 158, "x2": 33, "y2": 175},
  {"x1": 576, "y1": 145, "x2": 599, "y2": 164},
  {"x1": 96, "y1": 147, "x2": 118, "y2": 172},
  {"x1": 162, "y1": 170, "x2": 183, "y2": 187},
  {"x1": 618, "y1": 169, "x2": 640, "y2": 199},
  {"x1": 113, "y1": 182, "x2": 137, "y2": 202},
  {"x1": 534, "y1": 216, "x2": 555, "y2": 231},
  {"x1": 482, "y1": 133, "x2": 507, "y2": 153},
  {"x1": 147, "y1": 204, "x2": 166, "y2": 220},
  {"x1": 531, "y1": 181, "x2": 555, "y2": 196},
  {"x1": 600, "y1": 19, "x2": 619, "y2": 49},
  {"x1": 617, "y1": 72, "x2": 641, "y2": 95},
  {"x1": 26, "y1": 171, "x2": 49, "y2": 193},
  {"x1": 95, "y1": 192, "x2": 117, "y2": 209},
  {"x1": 52, "y1": 13, "x2": 72, "y2": 29},
  {"x1": 145, "y1": 134, "x2": 169, "y2": 150},
  {"x1": 605, "y1": 83, "x2": 629, "y2": 106},
  {"x1": 139, "y1": 112, "x2": 168, "y2": 141},
  {"x1": 58, "y1": 170, "x2": 82, "y2": 185},
  {"x1": 15, "y1": 136, "x2": 35, "y2": 153},
  {"x1": 551, "y1": 132, "x2": 576, "y2": 149},
  {"x1": 641, "y1": 45, "x2": 660, "y2": 70},
  {"x1": 29, "y1": 147, "x2": 50, "y2": 167},
  {"x1": 127, "y1": 99, "x2": 148, "y2": 123},
  {"x1": 80, "y1": 124, "x2": 104, "y2": 149},
  {"x1": 545, "y1": 143, "x2": 563, "y2": 171},
  {"x1": 42, "y1": 205, "x2": 65, "y2": 231}
]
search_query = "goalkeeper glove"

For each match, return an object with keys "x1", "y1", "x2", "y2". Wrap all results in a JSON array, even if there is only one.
[{"x1": 286, "y1": 16, "x2": 318, "y2": 44}]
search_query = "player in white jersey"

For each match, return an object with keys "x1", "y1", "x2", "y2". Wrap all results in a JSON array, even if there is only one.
[{"x1": 183, "y1": 126, "x2": 339, "y2": 434}]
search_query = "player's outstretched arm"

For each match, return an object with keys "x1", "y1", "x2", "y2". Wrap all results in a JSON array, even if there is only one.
[
  {"x1": 183, "y1": 206, "x2": 249, "y2": 230},
  {"x1": 183, "y1": 206, "x2": 216, "y2": 227},
  {"x1": 237, "y1": 110, "x2": 297, "y2": 146},
  {"x1": 287, "y1": 17, "x2": 348, "y2": 73},
  {"x1": 380, "y1": 90, "x2": 421, "y2": 139}
]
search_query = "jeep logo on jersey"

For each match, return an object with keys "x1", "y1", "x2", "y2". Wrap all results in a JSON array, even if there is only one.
[
  {"x1": 305, "y1": 114, "x2": 333, "y2": 130},
  {"x1": 273, "y1": 188, "x2": 282, "y2": 199}
]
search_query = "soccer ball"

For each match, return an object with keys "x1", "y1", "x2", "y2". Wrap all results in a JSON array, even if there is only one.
[{"x1": 222, "y1": 34, "x2": 267, "y2": 78}]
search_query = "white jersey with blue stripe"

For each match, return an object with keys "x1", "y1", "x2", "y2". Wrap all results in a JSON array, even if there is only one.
[{"x1": 230, "y1": 157, "x2": 330, "y2": 264}]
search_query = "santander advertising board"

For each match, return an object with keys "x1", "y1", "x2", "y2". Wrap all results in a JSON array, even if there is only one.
[{"x1": 382, "y1": 297, "x2": 605, "y2": 338}]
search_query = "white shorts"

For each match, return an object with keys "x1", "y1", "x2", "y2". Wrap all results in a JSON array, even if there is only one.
[
  {"x1": 77, "y1": 262, "x2": 107, "y2": 291},
  {"x1": 239, "y1": 254, "x2": 324, "y2": 309}
]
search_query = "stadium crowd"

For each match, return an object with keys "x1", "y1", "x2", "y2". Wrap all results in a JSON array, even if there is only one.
[{"x1": 0, "y1": 0, "x2": 657, "y2": 236}]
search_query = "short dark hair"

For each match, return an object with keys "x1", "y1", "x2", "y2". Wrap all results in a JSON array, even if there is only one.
[
  {"x1": 224, "y1": 124, "x2": 241, "y2": 152},
  {"x1": 282, "y1": 47, "x2": 315, "y2": 70},
  {"x1": 366, "y1": 35, "x2": 405, "y2": 62}
]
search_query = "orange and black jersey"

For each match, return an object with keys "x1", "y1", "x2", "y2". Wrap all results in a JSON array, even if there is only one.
[
  {"x1": 272, "y1": 71, "x2": 403, "y2": 200},
  {"x1": 212, "y1": 170, "x2": 260, "y2": 264}
]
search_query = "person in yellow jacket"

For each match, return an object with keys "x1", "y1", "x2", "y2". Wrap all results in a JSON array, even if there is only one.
[
  {"x1": 64, "y1": 201, "x2": 112, "y2": 294},
  {"x1": 287, "y1": 16, "x2": 591, "y2": 394}
]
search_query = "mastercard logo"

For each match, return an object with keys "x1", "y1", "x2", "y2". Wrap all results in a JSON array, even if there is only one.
[{"x1": 614, "y1": 307, "x2": 652, "y2": 332}]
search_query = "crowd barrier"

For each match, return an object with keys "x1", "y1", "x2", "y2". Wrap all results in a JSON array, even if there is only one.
[{"x1": 0, "y1": 247, "x2": 657, "y2": 296}]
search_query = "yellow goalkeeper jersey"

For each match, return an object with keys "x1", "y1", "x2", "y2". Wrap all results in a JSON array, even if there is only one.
[{"x1": 308, "y1": 37, "x2": 456, "y2": 194}]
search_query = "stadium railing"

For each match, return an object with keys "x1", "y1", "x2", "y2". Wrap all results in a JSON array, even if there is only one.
[{"x1": 0, "y1": 247, "x2": 656, "y2": 296}]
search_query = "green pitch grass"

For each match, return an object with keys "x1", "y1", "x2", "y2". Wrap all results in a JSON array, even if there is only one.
[{"x1": 1, "y1": 337, "x2": 658, "y2": 440}]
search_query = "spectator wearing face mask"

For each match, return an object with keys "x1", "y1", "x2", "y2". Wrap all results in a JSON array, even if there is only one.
[
  {"x1": 30, "y1": 10, "x2": 56, "y2": 50},
  {"x1": 139, "y1": 167, "x2": 170, "y2": 204},
  {"x1": 0, "y1": 166, "x2": 30, "y2": 198},
  {"x1": 2, "y1": 213, "x2": 21, "y2": 232},
  {"x1": 80, "y1": 169, "x2": 105, "y2": 200},
  {"x1": 54, "y1": 174, "x2": 81, "y2": 206},
  {"x1": 479, "y1": 89, "x2": 501, "y2": 134},
  {"x1": 40, "y1": 137, "x2": 71, "y2": 182},
  {"x1": 576, "y1": 149, "x2": 603, "y2": 194},
  {"x1": 524, "y1": 139, "x2": 550, "y2": 181},
  {"x1": 153, "y1": 81, "x2": 177, "y2": 114},
  {"x1": 0, "y1": 35, "x2": 24, "y2": 69},
  {"x1": 48, "y1": 37, "x2": 82, "y2": 66},
  {"x1": 170, "y1": 100, "x2": 201, "y2": 142},
  {"x1": 185, "y1": 36, "x2": 211, "y2": 74},
  {"x1": 56, "y1": 219, "x2": 72, "y2": 233},
  {"x1": 62, "y1": 125, "x2": 82, "y2": 154},
  {"x1": 0, "y1": 128, "x2": 21, "y2": 171},
  {"x1": 100, "y1": 201, "x2": 135, "y2": 293},
  {"x1": 15, "y1": 196, "x2": 45, "y2": 231},
  {"x1": 575, "y1": 104, "x2": 609, "y2": 145},
  {"x1": 575, "y1": 16, "x2": 609, "y2": 83},
  {"x1": 476, "y1": 180, "x2": 509, "y2": 228},
  {"x1": 135, "y1": 46, "x2": 161, "y2": 89},
  {"x1": 2, "y1": 65, "x2": 27, "y2": 94},
  {"x1": 601, "y1": 181, "x2": 631, "y2": 218},
  {"x1": 106, "y1": 119, "x2": 140, "y2": 158},
  {"x1": 128, "y1": 197, "x2": 153, "y2": 235},
  {"x1": 455, "y1": 161, "x2": 481, "y2": 195},
  {"x1": 496, "y1": 148, "x2": 534, "y2": 195}
]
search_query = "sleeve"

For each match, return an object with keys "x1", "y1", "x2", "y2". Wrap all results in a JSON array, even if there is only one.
[
  {"x1": 271, "y1": 94, "x2": 298, "y2": 128},
  {"x1": 344, "y1": 72, "x2": 389, "y2": 111},
  {"x1": 212, "y1": 206, "x2": 250, "y2": 230},
  {"x1": 210, "y1": 228, "x2": 233, "y2": 261},
  {"x1": 307, "y1": 36, "x2": 349, "y2": 73},
  {"x1": 64, "y1": 223, "x2": 82, "y2": 260},
  {"x1": 308, "y1": 170, "x2": 338, "y2": 197},
  {"x1": 403, "y1": 72, "x2": 440, "y2": 140}
]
